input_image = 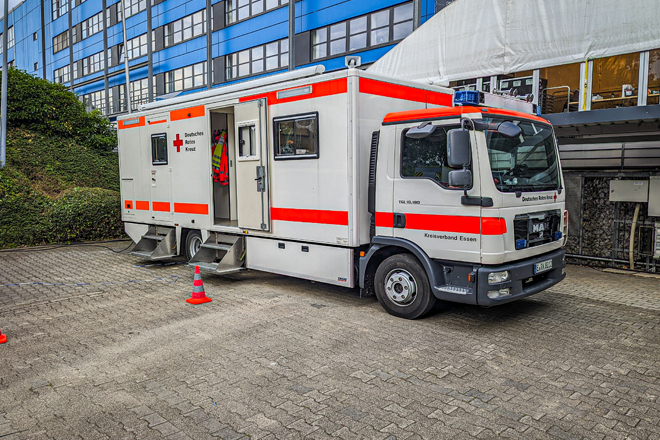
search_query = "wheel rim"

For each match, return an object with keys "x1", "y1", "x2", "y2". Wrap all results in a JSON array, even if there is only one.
[
  {"x1": 384, "y1": 268, "x2": 417, "y2": 306},
  {"x1": 188, "y1": 235, "x2": 202, "y2": 258}
]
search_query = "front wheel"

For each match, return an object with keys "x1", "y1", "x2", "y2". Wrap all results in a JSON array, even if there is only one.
[
  {"x1": 374, "y1": 253, "x2": 436, "y2": 319},
  {"x1": 184, "y1": 230, "x2": 203, "y2": 261}
]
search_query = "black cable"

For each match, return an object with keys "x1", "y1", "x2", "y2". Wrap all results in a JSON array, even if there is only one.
[{"x1": 0, "y1": 239, "x2": 135, "y2": 254}]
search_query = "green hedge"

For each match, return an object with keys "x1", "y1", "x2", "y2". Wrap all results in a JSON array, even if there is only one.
[
  {"x1": 0, "y1": 69, "x2": 123, "y2": 248},
  {"x1": 0, "y1": 173, "x2": 123, "y2": 248}
]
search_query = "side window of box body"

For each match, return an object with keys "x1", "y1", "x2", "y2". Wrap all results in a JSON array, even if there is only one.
[
  {"x1": 273, "y1": 112, "x2": 319, "y2": 160},
  {"x1": 238, "y1": 124, "x2": 257, "y2": 159},
  {"x1": 152, "y1": 133, "x2": 168, "y2": 165}
]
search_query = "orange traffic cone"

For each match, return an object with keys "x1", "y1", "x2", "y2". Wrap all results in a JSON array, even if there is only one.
[
  {"x1": 186, "y1": 266, "x2": 212, "y2": 305},
  {"x1": 0, "y1": 328, "x2": 6, "y2": 344}
]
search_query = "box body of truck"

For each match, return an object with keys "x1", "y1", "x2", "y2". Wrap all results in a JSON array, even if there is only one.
[{"x1": 117, "y1": 66, "x2": 566, "y2": 319}]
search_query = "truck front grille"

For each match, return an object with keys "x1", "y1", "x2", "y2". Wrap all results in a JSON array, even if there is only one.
[{"x1": 514, "y1": 209, "x2": 561, "y2": 249}]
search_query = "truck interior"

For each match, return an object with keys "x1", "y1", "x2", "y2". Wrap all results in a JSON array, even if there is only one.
[{"x1": 210, "y1": 108, "x2": 238, "y2": 227}]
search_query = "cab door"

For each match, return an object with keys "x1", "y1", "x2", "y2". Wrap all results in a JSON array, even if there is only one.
[
  {"x1": 392, "y1": 121, "x2": 482, "y2": 264},
  {"x1": 234, "y1": 99, "x2": 270, "y2": 231},
  {"x1": 148, "y1": 114, "x2": 172, "y2": 222}
]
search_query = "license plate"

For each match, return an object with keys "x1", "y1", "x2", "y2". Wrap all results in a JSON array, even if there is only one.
[{"x1": 534, "y1": 259, "x2": 553, "y2": 274}]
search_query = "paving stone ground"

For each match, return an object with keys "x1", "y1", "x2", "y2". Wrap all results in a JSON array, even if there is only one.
[{"x1": 0, "y1": 241, "x2": 659, "y2": 440}]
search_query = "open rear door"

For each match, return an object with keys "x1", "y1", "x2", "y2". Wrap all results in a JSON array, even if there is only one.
[{"x1": 234, "y1": 99, "x2": 270, "y2": 231}]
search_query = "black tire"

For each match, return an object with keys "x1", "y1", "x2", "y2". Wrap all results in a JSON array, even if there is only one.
[
  {"x1": 374, "y1": 253, "x2": 436, "y2": 319},
  {"x1": 184, "y1": 230, "x2": 203, "y2": 261}
]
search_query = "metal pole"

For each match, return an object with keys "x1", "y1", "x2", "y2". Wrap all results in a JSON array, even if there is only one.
[
  {"x1": 120, "y1": 0, "x2": 132, "y2": 113},
  {"x1": 147, "y1": 0, "x2": 153, "y2": 101},
  {"x1": 1, "y1": 0, "x2": 8, "y2": 169},
  {"x1": 288, "y1": 0, "x2": 294, "y2": 71}
]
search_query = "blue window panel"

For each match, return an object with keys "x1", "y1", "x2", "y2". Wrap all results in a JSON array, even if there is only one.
[
  {"x1": 128, "y1": 65, "x2": 150, "y2": 82},
  {"x1": 299, "y1": 0, "x2": 407, "y2": 32},
  {"x1": 51, "y1": 14, "x2": 69, "y2": 35},
  {"x1": 126, "y1": 10, "x2": 147, "y2": 32},
  {"x1": 77, "y1": 70, "x2": 105, "y2": 83},
  {"x1": 75, "y1": 33, "x2": 104, "y2": 58},
  {"x1": 129, "y1": 55, "x2": 148, "y2": 68},
  {"x1": 53, "y1": 56, "x2": 71, "y2": 70},
  {"x1": 177, "y1": 85, "x2": 207, "y2": 97},
  {"x1": 299, "y1": 44, "x2": 396, "y2": 72},
  {"x1": 75, "y1": 78, "x2": 106, "y2": 95},
  {"x1": 211, "y1": 7, "x2": 288, "y2": 57},
  {"x1": 153, "y1": 34, "x2": 206, "y2": 64},
  {"x1": 108, "y1": 65, "x2": 124, "y2": 75},
  {"x1": 109, "y1": 73, "x2": 125, "y2": 87},
  {"x1": 126, "y1": 20, "x2": 148, "y2": 40},
  {"x1": 152, "y1": 0, "x2": 206, "y2": 28},
  {"x1": 216, "y1": 67, "x2": 287, "y2": 88},
  {"x1": 153, "y1": 45, "x2": 206, "y2": 75},
  {"x1": 106, "y1": 23, "x2": 125, "y2": 47},
  {"x1": 72, "y1": 1, "x2": 103, "y2": 26}
]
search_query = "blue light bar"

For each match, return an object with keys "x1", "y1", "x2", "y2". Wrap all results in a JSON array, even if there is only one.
[
  {"x1": 516, "y1": 239, "x2": 527, "y2": 250},
  {"x1": 454, "y1": 90, "x2": 480, "y2": 106}
]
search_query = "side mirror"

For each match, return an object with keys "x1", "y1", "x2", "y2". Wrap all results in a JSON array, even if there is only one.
[
  {"x1": 448, "y1": 169, "x2": 472, "y2": 188},
  {"x1": 447, "y1": 129, "x2": 471, "y2": 167},
  {"x1": 497, "y1": 121, "x2": 522, "y2": 138}
]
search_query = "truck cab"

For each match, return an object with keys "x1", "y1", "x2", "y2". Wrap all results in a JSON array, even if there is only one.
[{"x1": 360, "y1": 106, "x2": 567, "y2": 319}]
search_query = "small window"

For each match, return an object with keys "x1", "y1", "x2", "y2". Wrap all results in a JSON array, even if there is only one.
[
  {"x1": 400, "y1": 124, "x2": 463, "y2": 188},
  {"x1": 151, "y1": 134, "x2": 168, "y2": 165},
  {"x1": 238, "y1": 125, "x2": 256, "y2": 158},
  {"x1": 274, "y1": 113, "x2": 319, "y2": 159},
  {"x1": 33, "y1": 32, "x2": 38, "y2": 41}
]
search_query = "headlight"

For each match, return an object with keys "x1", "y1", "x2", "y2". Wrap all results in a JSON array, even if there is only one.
[
  {"x1": 488, "y1": 271, "x2": 510, "y2": 284},
  {"x1": 487, "y1": 288, "x2": 511, "y2": 299}
]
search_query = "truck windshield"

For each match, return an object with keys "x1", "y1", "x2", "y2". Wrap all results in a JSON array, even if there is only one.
[{"x1": 482, "y1": 117, "x2": 561, "y2": 193}]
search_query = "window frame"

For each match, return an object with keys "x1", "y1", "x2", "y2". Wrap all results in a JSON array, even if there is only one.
[
  {"x1": 311, "y1": 2, "x2": 413, "y2": 62},
  {"x1": 53, "y1": 30, "x2": 69, "y2": 53},
  {"x1": 237, "y1": 123, "x2": 258, "y2": 161},
  {"x1": 164, "y1": 9, "x2": 206, "y2": 48},
  {"x1": 273, "y1": 112, "x2": 320, "y2": 161},
  {"x1": 225, "y1": 0, "x2": 286, "y2": 26},
  {"x1": 399, "y1": 121, "x2": 471, "y2": 190},
  {"x1": 82, "y1": 11, "x2": 103, "y2": 40},
  {"x1": 225, "y1": 38, "x2": 288, "y2": 81},
  {"x1": 151, "y1": 133, "x2": 168, "y2": 165}
]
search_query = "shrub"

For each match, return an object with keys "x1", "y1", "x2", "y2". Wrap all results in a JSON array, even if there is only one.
[{"x1": 4, "y1": 67, "x2": 116, "y2": 153}]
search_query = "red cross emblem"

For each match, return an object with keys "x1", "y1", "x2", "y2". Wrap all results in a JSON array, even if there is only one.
[{"x1": 173, "y1": 134, "x2": 183, "y2": 152}]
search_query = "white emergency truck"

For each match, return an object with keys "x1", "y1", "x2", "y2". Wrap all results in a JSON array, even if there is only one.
[{"x1": 117, "y1": 65, "x2": 567, "y2": 319}]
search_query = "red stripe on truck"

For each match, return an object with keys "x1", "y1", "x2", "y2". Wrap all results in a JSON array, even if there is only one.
[
  {"x1": 152, "y1": 202, "x2": 171, "y2": 212},
  {"x1": 375, "y1": 212, "x2": 507, "y2": 235},
  {"x1": 359, "y1": 78, "x2": 453, "y2": 107},
  {"x1": 239, "y1": 78, "x2": 348, "y2": 105},
  {"x1": 170, "y1": 105, "x2": 205, "y2": 121},
  {"x1": 174, "y1": 203, "x2": 209, "y2": 215},
  {"x1": 271, "y1": 207, "x2": 349, "y2": 226}
]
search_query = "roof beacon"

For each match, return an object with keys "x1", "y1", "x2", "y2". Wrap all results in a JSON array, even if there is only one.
[{"x1": 454, "y1": 90, "x2": 535, "y2": 114}]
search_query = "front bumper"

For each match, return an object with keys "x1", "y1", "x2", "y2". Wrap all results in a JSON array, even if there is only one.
[{"x1": 476, "y1": 248, "x2": 566, "y2": 306}]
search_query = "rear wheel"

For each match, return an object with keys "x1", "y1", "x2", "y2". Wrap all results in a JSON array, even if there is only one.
[
  {"x1": 184, "y1": 231, "x2": 203, "y2": 261},
  {"x1": 374, "y1": 253, "x2": 436, "y2": 319}
]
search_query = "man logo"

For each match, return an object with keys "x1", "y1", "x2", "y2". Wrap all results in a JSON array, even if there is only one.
[{"x1": 532, "y1": 223, "x2": 546, "y2": 233}]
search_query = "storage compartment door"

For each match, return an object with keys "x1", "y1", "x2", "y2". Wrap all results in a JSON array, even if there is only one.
[{"x1": 234, "y1": 99, "x2": 270, "y2": 231}]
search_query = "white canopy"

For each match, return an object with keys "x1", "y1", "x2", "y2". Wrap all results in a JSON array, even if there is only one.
[{"x1": 368, "y1": 0, "x2": 660, "y2": 84}]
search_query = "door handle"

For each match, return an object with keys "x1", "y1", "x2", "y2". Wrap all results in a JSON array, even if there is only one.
[{"x1": 393, "y1": 213, "x2": 406, "y2": 228}]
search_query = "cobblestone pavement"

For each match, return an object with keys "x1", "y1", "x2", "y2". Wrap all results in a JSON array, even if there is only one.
[{"x1": 0, "y1": 242, "x2": 659, "y2": 440}]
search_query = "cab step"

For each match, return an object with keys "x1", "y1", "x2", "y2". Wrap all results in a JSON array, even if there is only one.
[
  {"x1": 131, "y1": 226, "x2": 176, "y2": 260},
  {"x1": 188, "y1": 233, "x2": 245, "y2": 274}
]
